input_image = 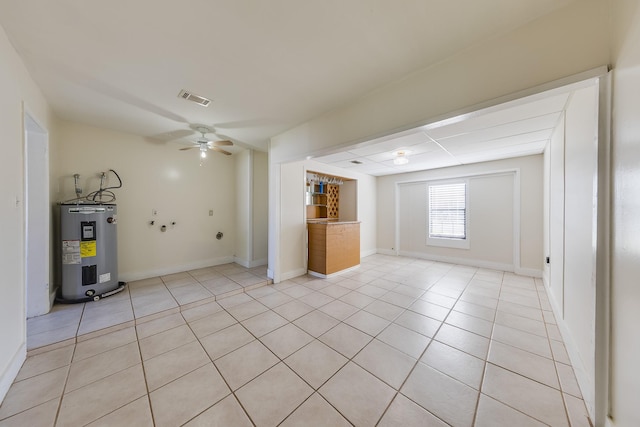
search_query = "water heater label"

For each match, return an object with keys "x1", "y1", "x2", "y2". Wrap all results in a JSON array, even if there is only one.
[
  {"x1": 99, "y1": 273, "x2": 111, "y2": 283},
  {"x1": 62, "y1": 240, "x2": 81, "y2": 265},
  {"x1": 80, "y1": 241, "x2": 97, "y2": 258}
]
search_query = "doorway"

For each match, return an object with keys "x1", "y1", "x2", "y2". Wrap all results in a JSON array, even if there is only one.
[{"x1": 24, "y1": 112, "x2": 50, "y2": 318}]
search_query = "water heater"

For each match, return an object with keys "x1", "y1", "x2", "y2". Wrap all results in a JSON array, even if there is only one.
[{"x1": 59, "y1": 203, "x2": 119, "y2": 301}]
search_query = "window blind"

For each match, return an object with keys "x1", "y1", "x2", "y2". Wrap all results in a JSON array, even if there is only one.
[{"x1": 428, "y1": 183, "x2": 466, "y2": 239}]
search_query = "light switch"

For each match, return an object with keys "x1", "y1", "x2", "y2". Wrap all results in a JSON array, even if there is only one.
[{"x1": 209, "y1": 210, "x2": 213, "y2": 216}]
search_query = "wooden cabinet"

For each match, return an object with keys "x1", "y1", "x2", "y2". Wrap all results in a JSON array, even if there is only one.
[{"x1": 307, "y1": 221, "x2": 360, "y2": 276}]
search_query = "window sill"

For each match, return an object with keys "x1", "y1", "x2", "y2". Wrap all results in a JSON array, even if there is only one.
[{"x1": 427, "y1": 237, "x2": 470, "y2": 249}]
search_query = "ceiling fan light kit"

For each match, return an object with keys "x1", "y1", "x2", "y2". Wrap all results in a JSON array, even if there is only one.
[{"x1": 178, "y1": 126, "x2": 234, "y2": 158}]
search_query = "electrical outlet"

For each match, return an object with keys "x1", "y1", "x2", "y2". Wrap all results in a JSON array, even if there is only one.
[{"x1": 209, "y1": 210, "x2": 213, "y2": 216}]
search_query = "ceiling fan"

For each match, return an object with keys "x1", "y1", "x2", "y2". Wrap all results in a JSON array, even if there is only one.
[{"x1": 179, "y1": 126, "x2": 233, "y2": 158}]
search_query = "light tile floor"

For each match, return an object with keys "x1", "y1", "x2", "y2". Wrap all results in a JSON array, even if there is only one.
[
  {"x1": 1, "y1": 255, "x2": 592, "y2": 426},
  {"x1": 26, "y1": 263, "x2": 271, "y2": 350}
]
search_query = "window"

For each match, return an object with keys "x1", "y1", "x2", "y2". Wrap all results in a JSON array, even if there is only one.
[{"x1": 427, "y1": 182, "x2": 468, "y2": 248}]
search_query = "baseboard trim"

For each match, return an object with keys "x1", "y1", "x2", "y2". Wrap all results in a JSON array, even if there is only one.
[
  {"x1": 308, "y1": 265, "x2": 360, "y2": 279},
  {"x1": 360, "y1": 248, "x2": 377, "y2": 258},
  {"x1": 546, "y1": 286, "x2": 595, "y2": 419},
  {"x1": 119, "y1": 256, "x2": 236, "y2": 282},
  {"x1": 248, "y1": 258, "x2": 268, "y2": 268},
  {"x1": 234, "y1": 257, "x2": 267, "y2": 268},
  {"x1": 374, "y1": 250, "x2": 543, "y2": 278},
  {"x1": 376, "y1": 248, "x2": 397, "y2": 256},
  {"x1": 514, "y1": 267, "x2": 543, "y2": 278},
  {"x1": 279, "y1": 268, "x2": 308, "y2": 282},
  {"x1": 397, "y1": 250, "x2": 514, "y2": 272},
  {"x1": 234, "y1": 257, "x2": 250, "y2": 268},
  {"x1": 0, "y1": 342, "x2": 26, "y2": 403}
]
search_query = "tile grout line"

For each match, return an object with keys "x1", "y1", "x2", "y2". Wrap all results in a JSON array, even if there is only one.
[
  {"x1": 131, "y1": 314, "x2": 157, "y2": 427},
  {"x1": 178, "y1": 305, "x2": 258, "y2": 427},
  {"x1": 372, "y1": 264, "x2": 475, "y2": 426},
  {"x1": 537, "y1": 276, "x2": 575, "y2": 427},
  {"x1": 189, "y1": 287, "x2": 365, "y2": 426},
  {"x1": 481, "y1": 274, "x2": 566, "y2": 426},
  {"x1": 220, "y1": 263, "x2": 402, "y2": 425},
  {"x1": 298, "y1": 265, "x2": 408, "y2": 427},
  {"x1": 470, "y1": 268, "x2": 504, "y2": 427},
  {"x1": 12, "y1": 258, "x2": 589, "y2": 426},
  {"x1": 51, "y1": 336, "x2": 77, "y2": 427},
  {"x1": 31, "y1": 268, "x2": 267, "y2": 425},
  {"x1": 189, "y1": 279, "x2": 339, "y2": 424},
  {"x1": 58, "y1": 324, "x2": 146, "y2": 425},
  {"x1": 15, "y1": 263, "x2": 336, "y2": 422},
  {"x1": 47, "y1": 303, "x2": 86, "y2": 427}
]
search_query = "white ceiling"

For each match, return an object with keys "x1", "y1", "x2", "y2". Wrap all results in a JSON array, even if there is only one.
[
  {"x1": 311, "y1": 91, "x2": 571, "y2": 176},
  {"x1": 0, "y1": 0, "x2": 575, "y2": 152}
]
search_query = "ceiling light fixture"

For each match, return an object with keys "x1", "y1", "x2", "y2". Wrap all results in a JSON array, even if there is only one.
[
  {"x1": 200, "y1": 146, "x2": 207, "y2": 158},
  {"x1": 393, "y1": 150, "x2": 409, "y2": 165}
]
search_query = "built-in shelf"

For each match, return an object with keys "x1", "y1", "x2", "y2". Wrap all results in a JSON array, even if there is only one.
[{"x1": 306, "y1": 173, "x2": 341, "y2": 220}]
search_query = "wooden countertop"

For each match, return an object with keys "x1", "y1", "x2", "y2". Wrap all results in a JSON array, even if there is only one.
[{"x1": 307, "y1": 219, "x2": 360, "y2": 224}]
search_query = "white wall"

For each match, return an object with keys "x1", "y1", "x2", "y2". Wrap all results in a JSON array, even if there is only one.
[
  {"x1": 270, "y1": 0, "x2": 608, "y2": 165},
  {"x1": 396, "y1": 173, "x2": 514, "y2": 269},
  {"x1": 53, "y1": 121, "x2": 237, "y2": 282},
  {"x1": 357, "y1": 169, "x2": 377, "y2": 257},
  {"x1": 271, "y1": 159, "x2": 376, "y2": 282},
  {"x1": 563, "y1": 86, "x2": 599, "y2": 417},
  {"x1": 544, "y1": 117, "x2": 566, "y2": 302},
  {"x1": 609, "y1": 1, "x2": 640, "y2": 425},
  {"x1": 277, "y1": 161, "x2": 307, "y2": 280},
  {"x1": 269, "y1": 0, "x2": 607, "y2": 283},
  {"x1": 235, "y1": 149, "x2": 251, "y2": 264},
  {"x1": 25, "y1": 116, "x2": 51, "y2": 317},
  {"x1": 252, "y1": 151, "x2": 268, "y2": 265},
  {"x1": 544, "y1": 84, "x2": 601, "y2": 418},
  {"x1": 542, "y1": 138, "x2": 550, "y2": 285},
  {"x1": 0, "y1": 23, "x2": 55, "y2": 401},
  {"x1": 339, "y1": 180, "x2": 357, "y2": 221},
  {"x1": 234, "y1": 149, "x2": 269, "y2": 268},
  {"x1": 377, "y1": 156, "x2": 543, "y2": 274}
]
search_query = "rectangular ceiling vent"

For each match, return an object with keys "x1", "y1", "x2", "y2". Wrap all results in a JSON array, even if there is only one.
[{"x1": 178, "y1": 89, "x2": 211, "y2": 107}]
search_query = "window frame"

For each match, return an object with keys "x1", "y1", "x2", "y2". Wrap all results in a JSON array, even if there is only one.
[{"x1": 426, "y1": 180, "x2": 470, "y2": 249}]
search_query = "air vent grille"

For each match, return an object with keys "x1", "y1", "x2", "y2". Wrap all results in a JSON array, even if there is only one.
[{"x1": 178, "y1": 90, "x2": 211, "y2": 107}]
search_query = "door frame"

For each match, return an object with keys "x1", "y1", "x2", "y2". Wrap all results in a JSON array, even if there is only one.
[{"x1": 23, "y1": 107, "x2": 51, "y2": 318}]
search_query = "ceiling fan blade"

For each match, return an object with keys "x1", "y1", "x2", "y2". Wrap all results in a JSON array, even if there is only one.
[
  {"x1": 179, "y1": 146, "x2": 197, "y2": 151},
  {"x1": 212, "y1": 146, "x2": 232, "y2": 156},
  {"x1": 212, "y1": 140, "x2": 233, "y2": 147}
]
